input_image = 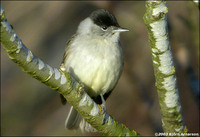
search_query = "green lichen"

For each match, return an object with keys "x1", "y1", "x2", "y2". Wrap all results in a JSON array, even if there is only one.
[{"x1": 144, "y1": 0, "x2": 185, "y2": 133}]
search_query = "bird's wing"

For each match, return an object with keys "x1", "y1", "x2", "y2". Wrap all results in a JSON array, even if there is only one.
[
  {"x1": 60, "y1": 34, "x2": 77, "y2": 104},
  {"x1": 60, "y1": 34, "x2": 77, "y2": 71}
]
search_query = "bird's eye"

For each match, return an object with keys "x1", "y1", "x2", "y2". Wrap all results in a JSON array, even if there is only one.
[{"x1": 102, "y1": 26, "x2": 108, "y2": 31}]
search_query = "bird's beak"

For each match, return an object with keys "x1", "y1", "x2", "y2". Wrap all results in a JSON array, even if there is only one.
[{"x1": 113, "y1": 27, "x2": 129, "y2": 33}]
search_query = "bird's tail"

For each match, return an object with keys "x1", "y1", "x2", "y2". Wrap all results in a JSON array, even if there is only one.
[
  {"x1": 65, "y1": 106, "x2": 81, "y2": 129},
  {"x1": 65, "y1": 106, "x2": 97, "y2": 132}
]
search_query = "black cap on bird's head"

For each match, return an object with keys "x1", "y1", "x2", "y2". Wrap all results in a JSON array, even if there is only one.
[
  {"x1": 90, "y1": 9, "x2": 120, "y2": 28},
  {"x1": 77, "y1": 9, "x2": 128, "y2": 36}
]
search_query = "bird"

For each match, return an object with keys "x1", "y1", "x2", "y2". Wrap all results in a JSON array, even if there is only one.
[{"x1": 60, "y1": 9, "x2": 128, "y2": 132}]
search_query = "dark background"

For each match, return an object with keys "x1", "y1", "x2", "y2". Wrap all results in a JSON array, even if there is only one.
[{"x1": 1, "y1": 1, "x2": 199, "y2": 136}]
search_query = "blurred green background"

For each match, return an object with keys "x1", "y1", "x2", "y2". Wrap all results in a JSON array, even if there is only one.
[{"x1": 1, "y1": 1, "x2": 199, "y2": 136}]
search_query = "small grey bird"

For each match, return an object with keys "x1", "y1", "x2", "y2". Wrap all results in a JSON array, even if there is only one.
[{"x1": 60, "y1": 9, "x2": 128, "y2": 132}]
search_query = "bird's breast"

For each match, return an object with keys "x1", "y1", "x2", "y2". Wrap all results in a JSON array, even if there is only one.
[{"x1": 63, "y1": 37, "x2": 123, "y2": 97}]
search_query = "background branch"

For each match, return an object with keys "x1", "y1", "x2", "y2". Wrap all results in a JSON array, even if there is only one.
[
  {"x1": 191, "y1": 0, "x2": 199, "y2": 9},
  {"x1": 0, "y1": 5, "x2": 140, "y2": 136},
  {"x1": 143, "y1": 1, "x2": 186, "y2": 133}
]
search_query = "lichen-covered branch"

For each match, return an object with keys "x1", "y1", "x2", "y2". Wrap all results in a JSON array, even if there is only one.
[
  {"x1": 143, "y1": 1, "x2": 186, "y2": 133},
  {"x1": 0, "y1": 5, "x2": 140, "y2": 137},
  {"x1": 192, "y1": 0, "x2": 199, "y2": 9}
]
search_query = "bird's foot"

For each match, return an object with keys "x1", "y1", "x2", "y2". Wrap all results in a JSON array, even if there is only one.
[
  {"x1": 100, "y1": 94, "x2": 106, "y2": 113},
  {"x1": 100, "y1": 94, "x2": 107, "y2": 125}
]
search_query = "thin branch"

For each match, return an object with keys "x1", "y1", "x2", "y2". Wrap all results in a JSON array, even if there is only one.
[
  {"x1": 143, "y1": 1, "x2": 187, "y2": 133},
  {"x1": 191, "y1": 0, "x2": 199, "y2": 9},
  {"x1": 0, "y1": 5, "x2": 140, "y2": 136}
]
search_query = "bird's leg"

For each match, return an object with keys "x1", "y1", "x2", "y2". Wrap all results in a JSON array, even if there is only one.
[
  {"x1": 100, "y1": 94, "x2": 106, "y2": 113},
  {"x1": 100, "y1": 94, "x2": 107, "y2": 125}
]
